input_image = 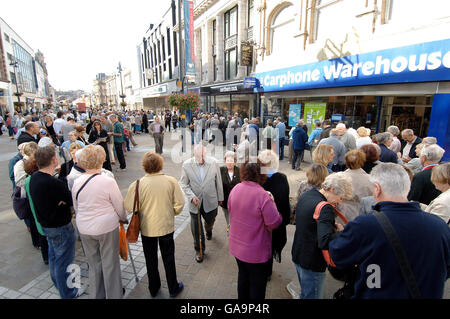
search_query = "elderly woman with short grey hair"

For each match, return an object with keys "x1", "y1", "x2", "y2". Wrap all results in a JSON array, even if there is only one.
[
  {"x1": 292, "y1": 172, "x2": 353, "y2": 299},
  {"x1": 219, "y1": 151, "x2": 241, "y2": 235},
  {"x1": 387, "y1": 125, "x2": 401, "y2": 154},
  {"x1": 404, "y1": 137, "x2": 437, "y2": 174}
]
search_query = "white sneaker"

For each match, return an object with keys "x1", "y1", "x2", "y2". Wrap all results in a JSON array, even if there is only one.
[
  {"x1": 286, "y1": 280, "x2": 300, "y2": 299},
  {"x1": 74, "y1": 284, "x2": 87, "y2": 298}
]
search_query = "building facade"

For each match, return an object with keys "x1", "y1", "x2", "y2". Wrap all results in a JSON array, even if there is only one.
[
  {"x1": 0, "y1": 17, "x2": 52, "y2": 115},
  {"x1": 249, "y1": 0, "x2": 450, "y2": 160},
  {"x1": 137, "y1": 2, "x2": 181, "y2": 113}
]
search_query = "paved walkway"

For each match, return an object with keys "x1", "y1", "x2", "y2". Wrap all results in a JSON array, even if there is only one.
[{"x1": 0, "y1": 131, "x2": 310, "y2": 299}]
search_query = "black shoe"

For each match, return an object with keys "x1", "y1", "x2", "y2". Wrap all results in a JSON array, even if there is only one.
[
  {"x1": 195, "y1": 252, "x2": 204, "y2": 263},
  {"x1": 170, "y1": 282, "x2": 184, "y2": 298},
  {"x1": 150, "y1": 285, "x2": 161, "y2": 298},
  {"x1": 206, "y1": 231, "x2": 212, "y2": 240}
]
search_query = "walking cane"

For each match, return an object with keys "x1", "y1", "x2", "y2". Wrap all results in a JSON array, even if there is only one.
[
  {"x1": 127, "y1": 242, "x2": 139, "y2": 283},
  {"x1": 197, "y1": 204, "x2": 204, "y2": 260}
]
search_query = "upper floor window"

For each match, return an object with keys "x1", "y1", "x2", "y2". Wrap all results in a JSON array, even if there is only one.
[
  {"x1": 4, "y1": 33, "x2": 10, "y2": 43},
  {"x1": 224, "y1": 6, "x2": 238, "y2": 39},
  {"x1": 248, "y1": 0, "x2": 254, "y2": 28},
  {"x1": 270, "y1": 4, "x2": 294, "y2": 55}
]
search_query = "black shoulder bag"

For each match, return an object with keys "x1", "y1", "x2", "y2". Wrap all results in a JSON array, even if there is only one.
[
  {"x1": 76, "y1": 174, "x2": 100, "y2": 201},
  {"x1": 373, "y1": 211, "x2": 422, "y2": 299}
]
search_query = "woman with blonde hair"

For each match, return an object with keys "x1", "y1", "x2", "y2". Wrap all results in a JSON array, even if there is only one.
[
  {"x1": 72, "y1": 145, "x2": 127, "y2": 299},
  {"x1": 338, "y1": 150, "x2": 374, "y2": 221},
  {"x1": 312, "y1": 144, "x2": 335, "y2": 173},
  {"x1": 14, "y1": 141, "x2": 48, "y2": 263},
  {"x1": 356, "y1": 127, "x2": 372, "y2": 149},
  {"x1": 124, "y1": 152, "x2": 185, "y2": 298},
  {"x1": 422, "y1": 163, "x2": 450, "y2": 224}
]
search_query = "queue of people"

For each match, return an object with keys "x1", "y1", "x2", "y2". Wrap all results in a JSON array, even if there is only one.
[{"x1": 5, "y1": 106, "x2": 450, "y2": 301}]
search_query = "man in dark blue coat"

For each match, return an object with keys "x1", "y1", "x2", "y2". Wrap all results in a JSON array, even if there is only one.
[
  {"x1": 329, "y1": 163, "x2": 450, "y2": 299},
  {"x1": 291, "y1": 121, "x2": 308, "y2": 171}
]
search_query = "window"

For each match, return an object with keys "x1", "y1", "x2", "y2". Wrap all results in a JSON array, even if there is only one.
[
  {"x1": 224, "y1": 6, "x2": 238, "y2": 39},
  {"x1": 162, "y1": 36, "x2": 166, "y2": 60},
  {"x1": 10, "y1": 72, "x2": 16, "y2": 84},
  {"x1": 248, "y1": 0, "x2": 254, "y2": 28},
  {"x1": 270, "y1": 4, "x2": 294, "y2": 55},
  {"x1": 173, "y1": 31, "x2": 178, "y2": 66},
  {"x1": 212, "y1": 20, "x2": 217, "y2": 81},
  {"x1": 157, "y1": 40, "x2": 162, "y2": 64},
  {"x1": 225, "y1": 48, "x2": 237, "y2": 80},
  {"x1": 314, "y1": 0, "x2": 345, "y2": 41},
  {"x1": 7, "y1": 53, "x2": 14, "y2": 63},
  {"x1": 167, "y1": 29, "x2": 171, "y2": 56},
  {"x1": 4, "y1": 33, "x2": 10, "y2": 42},
  {"x1": 169, "y1": 58, "x2": 173, "y2": 79}
]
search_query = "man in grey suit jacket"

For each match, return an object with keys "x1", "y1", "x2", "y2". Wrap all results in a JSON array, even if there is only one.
[{"x1": 179, "y1": 144, "x2": 224, "y2": 263}]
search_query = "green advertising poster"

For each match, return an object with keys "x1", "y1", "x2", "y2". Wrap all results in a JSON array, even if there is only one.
[{"x1": 304, "y1": 102, "x2": 327, "y2": 131}]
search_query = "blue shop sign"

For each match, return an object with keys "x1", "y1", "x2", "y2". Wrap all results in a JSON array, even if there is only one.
[
  {"x1": 243, "y1": 77, "x2": 260, "y2": 89},
  {"x1": 254, "y1": 38, "x2": 450, "y2": 92}
]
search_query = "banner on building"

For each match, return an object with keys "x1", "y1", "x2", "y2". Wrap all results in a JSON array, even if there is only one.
[
  {"x1": 288, "y1": 104, "x2": 302, "y2": 127},
  {"x1": 241, "y1": 43, "x2": 253, "y2": 67},
  {"x1": 183, "y1": 0, "x2": 195, "y2": 79},
  {"x1": 304, "y1": 102, "x2": 327, "y2": 131},
  {"x1": 255, "y1": 38, "x2": 450, "y2": 92}
]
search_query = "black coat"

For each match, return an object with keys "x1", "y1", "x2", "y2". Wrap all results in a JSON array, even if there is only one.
[
  {"x1": 263, "y1": 172, "x2": 291, "y2": 263},
  {"x1": 319, "y1": 127, "x2": 332, "y2": 140},
  {"x1": 401, "y1": 137, "x2": 423, "y2": 159},
  {"x1": 292, "y1": 188, "x2": 340, "y2": 272},
  {"x1": 408, "y1": 168, "x2": 442, "y2": 205},
  {"x1": 219, "y1": 166, "x2": 240, "y2": 209},
  {"x1": 17, "y1": 132, "x2": 37, "y2": 146},
  {"x1": 379, "y1": 144, "x2": 398, "y2": 164}
]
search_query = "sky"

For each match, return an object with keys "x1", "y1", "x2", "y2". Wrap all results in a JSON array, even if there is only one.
[{"x1": 1, "y1": 0, "x2": 170, "y2": 92}]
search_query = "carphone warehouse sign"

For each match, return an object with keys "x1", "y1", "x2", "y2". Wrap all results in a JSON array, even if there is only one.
[{"x1": 255, "y1": 38, "x2": 450, "y2": 92}]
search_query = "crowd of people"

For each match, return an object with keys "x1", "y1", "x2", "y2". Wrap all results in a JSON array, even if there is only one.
[{"x1": 4, "y1": 106, "x2": 450, "y2": 300}]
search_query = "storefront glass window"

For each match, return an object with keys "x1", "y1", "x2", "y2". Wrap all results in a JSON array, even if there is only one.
[{"x1": 216, "y1": 95, "x2": 230, "y2": 116}]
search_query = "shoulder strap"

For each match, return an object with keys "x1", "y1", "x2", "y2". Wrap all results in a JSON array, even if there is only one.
[
  {"x1": 24, "y1": 176, "x2": 45, "y2": 236},
  {"x1": 373, "y1": 211, "x2": 422, "y2": 299},
  {"x1": 133, "y1": 179, "x2": 140, "y2": 213},
  {"x1": 76, "y1": 174, "x2": 100, "y2": 201},
  {"x1": 313, "y1": 201, "x2": 349, "y2": 224}
]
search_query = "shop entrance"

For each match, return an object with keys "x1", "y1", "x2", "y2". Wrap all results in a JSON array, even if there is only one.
[{"x1": 380, "y1": 96, "x2": 433, "y2": 137}]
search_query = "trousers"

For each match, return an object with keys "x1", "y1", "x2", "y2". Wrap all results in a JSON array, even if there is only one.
[
  {"x1": 190, "y1": 204, "x2": 217, "y2": 253},
  {"x1": 80, "y1": 228, "x2": 123, "y2": 299}
]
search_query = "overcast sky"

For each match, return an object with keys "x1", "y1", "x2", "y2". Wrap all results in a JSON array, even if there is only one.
[{"x1": 1, "y1": 0, "x2": 169, "y2": 92}]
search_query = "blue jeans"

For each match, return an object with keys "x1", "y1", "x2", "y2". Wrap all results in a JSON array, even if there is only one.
[
  {"x1": 43, "y1": 222, "x2": 78, "y2": 299},
  {"x1": 295, "y1": 264, "x2": 326, "y2": 299}
]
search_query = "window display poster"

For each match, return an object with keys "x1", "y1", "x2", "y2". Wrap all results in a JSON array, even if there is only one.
[
  {"x1": 289, "y1": 104, "x2": 302, "y2": 127},
  {"x1": 304, "y1": 102, "x2": 327, "y2": 130}
]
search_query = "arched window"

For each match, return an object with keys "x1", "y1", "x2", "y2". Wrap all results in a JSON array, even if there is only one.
[{"x1": 269, "y1": 4, "x2": 294, "y2": 55}]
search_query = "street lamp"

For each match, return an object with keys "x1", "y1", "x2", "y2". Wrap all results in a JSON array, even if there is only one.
[
  {"x1": 117, "y1": 62, "x2": 126, "y2": 111},
  {"x1": 9, "y1": 60, "x2": 23, "y2": 111}
]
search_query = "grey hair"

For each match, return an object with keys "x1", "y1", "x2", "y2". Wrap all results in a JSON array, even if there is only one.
[
  {"x1": 420, "y1": 144, "x2": 445, "y2": 163},
  {"x1": 387, "y1": 126, "x2": 400, "y2": 136},
  {"x1": 401, "y1": 129, "x2": 414, "y2": 136},
  {"x1": 376, "y1": 132, "x2": 392, "y2": 145},
  {"x1": 422, "y1": 137, "x2": 437, "y2": 145},
  {"x1": 330, "y1": 129, "x2": 340, "y2": 137},
  {"x1": 321, "y1": 172, "x2": 353, "y2": 200},
  {"x1": 258, "y1": 150, "x2": 279, "y2": 171},
  {"x1": 370, "y1": 163, "x2": 411, "y2": 198}
]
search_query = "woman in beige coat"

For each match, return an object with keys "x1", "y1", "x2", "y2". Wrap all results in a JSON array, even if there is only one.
[
  {"x1": 337, "y1": 149, "x2": 374, "y2": 221},
  {"x1": 421, "y1": 163, "x2": 450, "y2": 224},
  {"x1": 124, "y1": 152, "x2": 185, "y2": 298}
]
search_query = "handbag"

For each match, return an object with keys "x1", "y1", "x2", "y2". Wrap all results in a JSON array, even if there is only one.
[
  {"x1": 119, "y1": 223, "x2": 128, "y2": 261},
  {"x1": 373, "y1": 211, "x2": 422, "y2": 299},
  {"x1": 12, "y1": 186, "x2": 30, "y2": 220},
  {"x1": 126, "y1": 179, "x2": 141, "y2": 243},
  {"x1": 313, "y1": 201, "x2": 358, "y2": 283}
]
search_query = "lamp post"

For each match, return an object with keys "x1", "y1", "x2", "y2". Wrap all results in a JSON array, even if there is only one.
[
  {"x1": 117, "y1": 62, "x2": 126, "y2": 111},
  {"x1": 10, "y1": 60, "x2": 23, "y2": 112}
]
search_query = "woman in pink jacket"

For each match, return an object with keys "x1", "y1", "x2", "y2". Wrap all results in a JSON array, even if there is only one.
[{"x1": 228, "y1": 160, "x2": 282, "y2": 299}]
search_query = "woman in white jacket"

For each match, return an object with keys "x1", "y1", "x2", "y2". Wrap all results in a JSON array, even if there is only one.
[{"x1": 421, "y1": 163, "x2": 450, "y2": 224}]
